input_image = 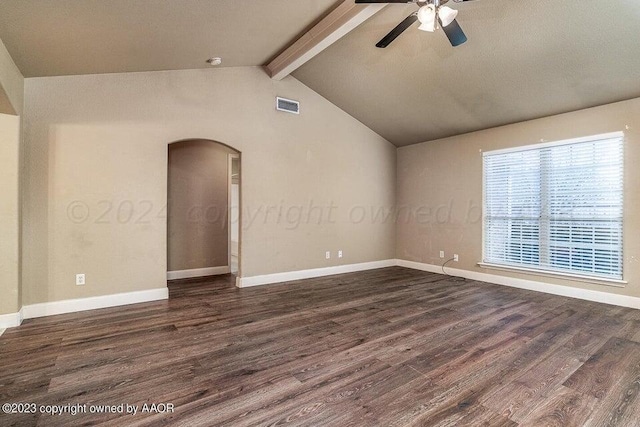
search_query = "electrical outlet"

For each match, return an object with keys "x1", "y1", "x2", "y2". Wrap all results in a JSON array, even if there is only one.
[
  {"x1": 454, "y1": 254, "x2": 459, "y2": 262},
  {"x1": 338, "y1": 250, "x2": 343, "y2": 258},
  {"x1": 325, "y1": 251, "x2": 331, "y2": 260},
  {"x1": 439, "y1": 250, "x2": 445, "y2": 259},
  {"x1": 76, "y1": 274, "x2": 85, "y2": 286}
]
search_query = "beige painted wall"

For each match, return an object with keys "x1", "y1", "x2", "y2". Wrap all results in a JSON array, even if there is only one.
[
  {"x1": 397, "y1": 98, "x2": 640, "y2": 299},
  {"x1": 22, "y1": 66, "x2": 396, "y2": 305},
  {"x1": 0, "y1": 37, "x2": 23, "y2": 115},
  {"x1": 168, "y1": 140, "x2": 235, "y2": 271},
  {"x1": 0, "y1": 113, "x2": 20, "y2": 314}
]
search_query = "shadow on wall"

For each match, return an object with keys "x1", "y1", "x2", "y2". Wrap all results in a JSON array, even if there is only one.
[
  {"x1": 0, "y1": 84, "x2": 17, "y2": 115},
  {"x1": 167, "y1": 139, "x2": 240, "y2": 278}
]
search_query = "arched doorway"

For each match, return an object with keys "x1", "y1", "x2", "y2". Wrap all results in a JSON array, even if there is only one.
[{"x1": 166, "y1": 139, "x2": 241, "y2": 281}]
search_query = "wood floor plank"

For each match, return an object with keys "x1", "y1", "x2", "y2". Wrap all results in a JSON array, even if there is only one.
[
  {"x1": 563, "y1": 337, "x2": 640, "y2": 399},
  {"x1": 1, "y1": 267, "x2": 639, "y2": 426},
  {"x1": 518, "y1": 385, "x2": 599, "y2": 427},
  {"x1": 615, "y1": 319, "x2": 640, "y2": 344},
  {"x1": 583, "y1": 357, "x2": 640, "y2": 426},
  {"x1": 482, "y1": 346, "x2": 586, "y2": 422}
]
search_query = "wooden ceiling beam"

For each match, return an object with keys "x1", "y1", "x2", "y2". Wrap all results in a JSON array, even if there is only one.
[{"x1": 265, "y1": 0, "x2": 386, "y2": 81}]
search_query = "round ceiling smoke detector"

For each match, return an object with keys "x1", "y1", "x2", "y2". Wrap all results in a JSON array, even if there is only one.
[{"x1": 206, "y1": 57, "x2": 222, "y2": 66}]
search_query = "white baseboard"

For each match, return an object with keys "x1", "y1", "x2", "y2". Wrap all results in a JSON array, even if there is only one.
[
  {"x1": 0, "y1": 308, "x2": 23, "y2": 329},
  {"x1": 396, "y1": 259, "x2": 640, "y2": 310},
  {"x1": 167, "y1": 266, "x2": 230, "y2": 280},
  {"x1": 237, "y1": 259, "x2": 397, "y2": 288},
  {"x1": 5, "y1": 258, "x2": 635, "y2": 331},
  {"x1": 21, "y1": 288, "x2": 169, "y2": 320}
]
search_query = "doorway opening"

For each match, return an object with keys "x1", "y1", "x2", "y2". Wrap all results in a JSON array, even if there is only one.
[
  {"x1": 229, "y1": 153, "x2": 240, "y2": 275},
  {"x1": 167, "y1": 139, "x2": 241, "y2": 281}
]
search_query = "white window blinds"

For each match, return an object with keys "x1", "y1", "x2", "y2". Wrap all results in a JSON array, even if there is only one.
[{"x1": 483, "y1": 133, "x2": 624, "y2": 280}]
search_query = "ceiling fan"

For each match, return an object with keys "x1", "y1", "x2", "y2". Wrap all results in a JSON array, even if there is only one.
[{"x1": 355, "y1": 0, "x2": 474, "y2": 48}]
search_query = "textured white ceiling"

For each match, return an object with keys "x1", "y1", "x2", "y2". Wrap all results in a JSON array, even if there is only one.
[
  {"x1": 0, "y1": 0, "x2": 339, "y2": 77},
  {"x1": 293, "y1": 0, "x2": 640, "y2": 146}
]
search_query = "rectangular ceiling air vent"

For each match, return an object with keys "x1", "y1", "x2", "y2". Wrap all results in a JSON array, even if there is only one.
[{"x1": 276, "y1": 97, "x2": 300, "y2": 115}]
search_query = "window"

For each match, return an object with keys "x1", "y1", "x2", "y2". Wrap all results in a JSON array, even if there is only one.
[{"x1": 482, "y1": 132, "x2": 624, "y2": 281}]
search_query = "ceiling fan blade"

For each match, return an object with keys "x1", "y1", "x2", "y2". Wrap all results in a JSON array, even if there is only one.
[
  {"x1": 441, "y1": 19, "x2": 467, "y2": 47},
  {"x1": 376, "y1": 14, "x2": 418, "y2": 48}
]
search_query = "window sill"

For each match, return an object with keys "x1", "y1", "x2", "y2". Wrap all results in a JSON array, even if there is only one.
[{"x1": 477, "y1": 262, "x2": 627, "y2": 288}]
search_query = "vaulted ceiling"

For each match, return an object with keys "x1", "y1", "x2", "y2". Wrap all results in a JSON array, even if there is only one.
[
  {"x1": 1, "y1": 0, "x2": 640, "y2": 146},
  {"x1": 293, "y1": 0, "x2": 640, "y2": 145},
  {"x1": 0, "y1": 0, "x2": 339, "y2": 76}
]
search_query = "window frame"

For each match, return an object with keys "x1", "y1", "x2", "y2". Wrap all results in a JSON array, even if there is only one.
[{"x1": 480, "y1": 131, "x2": 625, "y2": 285}]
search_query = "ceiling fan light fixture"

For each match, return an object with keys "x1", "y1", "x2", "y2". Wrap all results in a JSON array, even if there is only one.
[
  {"x1": 417, "y1": 4, "x2": 436, "y2": 32},
  {"x1": 438, "y1": 6, "x2": 458, "y2": 27}
]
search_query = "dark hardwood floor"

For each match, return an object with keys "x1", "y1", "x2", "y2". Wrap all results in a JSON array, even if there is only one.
[{"x1": 1, "y1": 267, "x2": 640, "y2": 426}]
